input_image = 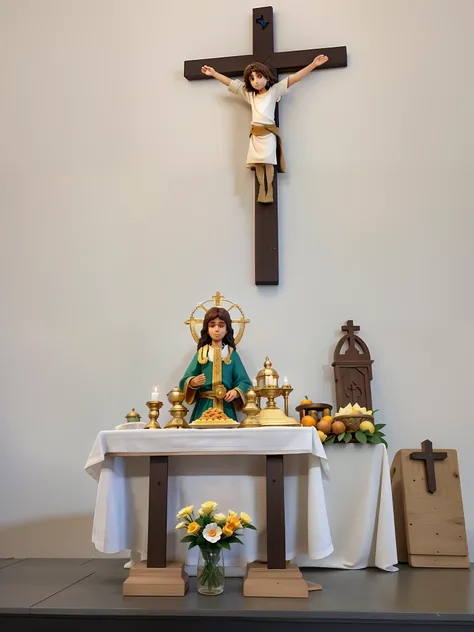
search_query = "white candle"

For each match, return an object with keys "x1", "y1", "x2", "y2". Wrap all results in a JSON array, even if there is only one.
[
  {"x1": 150, "y1": 386, "x2": 159, "y2": 401},
  {"x1": 283, "y1": 376, "x2": 289, "y2": 386},
  {"x1": 253, "y1": 378, "x2": 258, "y2": 387}
]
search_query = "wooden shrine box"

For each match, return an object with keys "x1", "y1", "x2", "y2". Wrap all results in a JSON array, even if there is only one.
[{"x1": 391, "y1": 441, "x2": 470, "y2": 568}]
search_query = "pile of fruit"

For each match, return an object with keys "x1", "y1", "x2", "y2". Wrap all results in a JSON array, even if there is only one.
[
  {"x1": 299, "y1": 398, "x2": 387, "y2": 446},
  {"x1": 193, "y1": 408, "x2": 236, "y2": 425}
]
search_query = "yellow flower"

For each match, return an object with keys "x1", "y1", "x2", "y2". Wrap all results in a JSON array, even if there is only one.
[
  {"x1": 176, "y1": 505, "x2": 194, "y2": 519},
  {"x1": 198, "y1": 508, "x2": 205, "y2": 517},
  {"x1": 175, "y1": 521, "x2": 187, "y2": 530},
  {"x1": 213, "y1": 513, "x2": 227, "y2": 524},
  {"x1": 228, "y1": 510, "x2": 237, "y2": 517},
  {"x1": 240, "y1": 512, "x2": 252, "y2": 525},
  {"x1": 187, "y1": 521, "x2": 201, "y2": 534},
  {"x1": 227, "y1": 514, "x2": 242, "y2": 529},
  {"x1": 200, "y1": 501, "x2": 218, "y2": 515},
  {"x1": 222, "y1": 524, "x2": 234, "y2": 537}
]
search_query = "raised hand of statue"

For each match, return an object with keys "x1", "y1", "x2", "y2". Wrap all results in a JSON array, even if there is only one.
[
  {"x1": 191, "y1": 373, "x2": 206, "y2": 388},
  {"x1": 201, "y1": 65, "x2": 215, "y2": 77},
  {"x1": 224, "y1": 389, "x2": 238, "y2": 402},
  {"x1": 313, "y1": 54, "x2": 329, "y2": 67}
]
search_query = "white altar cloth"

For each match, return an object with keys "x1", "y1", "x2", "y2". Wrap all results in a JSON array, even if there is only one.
[
  {"x1": 85, "y1": 427, "x2": 334, "y2": 569},
  {"x1": 85, "y1": 429, "x2": 398, "y2": 573}
]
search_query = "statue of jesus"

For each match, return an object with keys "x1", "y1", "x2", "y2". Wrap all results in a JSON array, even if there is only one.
[{"x1": 201, "y1": 56, "x2": 329, "y2": 203}]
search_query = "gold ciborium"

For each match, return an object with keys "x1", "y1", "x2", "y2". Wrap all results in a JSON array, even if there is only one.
[
  {"x1": 145, "y1": 400, "x2": 163, "y2": 429},
  {"x1": 239, "y1": 389, "x2": 261, "y2": 427},
  {"x1": 165, "y1": 386, "x2": 190, "y2": 429},
  {"x1": 254, "y1": 358, "x2": 299, "y2": 426}
]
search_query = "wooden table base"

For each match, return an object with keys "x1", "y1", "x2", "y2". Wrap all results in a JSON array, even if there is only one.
[
  {"x1": 243, "y1": 562, "x2": 320, "y2": 598},
  {"x1": 123, "y1": 561, "x2": 189, "y2": 596}
]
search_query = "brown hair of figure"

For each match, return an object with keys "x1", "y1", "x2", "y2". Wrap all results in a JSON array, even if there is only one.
[
  {"x1": 197, "y1": 307, "x2": 236, "y2": 350},
  {"x1": 244, "y1": 62, "x2": 276, "y2": 93}
]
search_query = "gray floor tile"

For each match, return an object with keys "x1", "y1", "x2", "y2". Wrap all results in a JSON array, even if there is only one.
[
  {"x1": 0, "y1": 562, "x2": 94, "y2": 614},
  {"x1": 0, "y1": 558, "x2": 23, "y2": 569}
]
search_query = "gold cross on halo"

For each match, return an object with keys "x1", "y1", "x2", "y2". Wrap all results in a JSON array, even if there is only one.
[{"x1": 212, "y1": 291, "x2": 224, "y2": 306}]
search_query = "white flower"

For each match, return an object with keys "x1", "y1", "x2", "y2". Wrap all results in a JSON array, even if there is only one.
[{"x1": 203, "y1": 523, "x2": 222, "y2": 544}]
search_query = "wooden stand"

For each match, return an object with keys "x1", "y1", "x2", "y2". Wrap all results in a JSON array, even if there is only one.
[
  {"x1": 242, "y1": 455, "x2": 321, "y2": 598},
  {"x1": 391, "y1": 441, "x2": 470, "y2": 568},
  {"x1": 122, "y1": 456, "x2": 189, "y2": 596},
  {"x1": 243, "y1": 562, "x2": 319, "y2": 598},
  {"x1": 123, "y1": 561, "x2": 189, "y2": 596}
]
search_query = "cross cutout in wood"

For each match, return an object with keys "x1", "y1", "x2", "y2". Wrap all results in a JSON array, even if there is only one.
[
  {"x1": 184, "y1": 6, "x2": 347, "y2": 285},
  {"x1": 410, "y1": 439, "x2": 448, "y2": 494}
]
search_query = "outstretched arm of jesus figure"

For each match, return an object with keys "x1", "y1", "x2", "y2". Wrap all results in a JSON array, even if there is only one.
[
  {"x1": 201, "y1": 65, "x2": 231, "y2": 86},
  {"x1": 288, "y1": 55, "x2": 329, "y2": 87}
]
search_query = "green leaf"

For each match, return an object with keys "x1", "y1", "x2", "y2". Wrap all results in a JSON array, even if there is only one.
[
  {"x1": 374, "y1": 423, "x2": 385, "y2": 431},
  {"x1": 381, "y1": 439, "x2": 388, "y2": 448},
  {"x1": 324, "y1": 435, "x2": 336, "y2": 445},
  {"x1": 180, "y1": 535, "x2": 196, "y2": 543},
  {"x1": 343, "y1": 432, "x2": 352, "y2": 443},
  {"x1": 188, "y1": 540, "x2": 198, "y2": 549},
  {"x1": 243, "y1": 524, "x2": 257, "y2": 530},
  {"x1": 368, "y1": 434, "x2": 382, "y2": 444},
  {"x1": 232, "y1": 536, "x2": 244, "y2": 545},
  {"x1": 219, "y1": 540, "x2": 231, "y2": 550},
  {"x1": 355, "y1": 430, "x2": 367, "y2": 443},
  {"x1": 337, "y1": 432, "x2": 345, "y2": 442},
  {"x1": 363, "y1": 430, "x2": 373, "y2": 436}
]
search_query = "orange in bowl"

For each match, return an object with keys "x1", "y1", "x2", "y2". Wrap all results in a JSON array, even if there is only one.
[{"x1": 301, "y1": 415, "x2": 316, "y2": 427}]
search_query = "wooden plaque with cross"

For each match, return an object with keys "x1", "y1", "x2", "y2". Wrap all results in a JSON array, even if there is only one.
[
  {"x1": 184, "y1": 6, "x2": 347, "y2": 285},
  {"x1": 390, "y1": 440, "x2": 470, "y2": 568}
]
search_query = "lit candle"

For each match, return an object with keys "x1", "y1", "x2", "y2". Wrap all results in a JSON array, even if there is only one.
[
  {"x1": 150, "y1": 386, "x2": 159, "y2": 401},
  {"x1": 283, "y1": 376, "x2": 289, "y2": 386},
  {"x1": 253, "y1": 378, "x2": 258, "y2": 387}
]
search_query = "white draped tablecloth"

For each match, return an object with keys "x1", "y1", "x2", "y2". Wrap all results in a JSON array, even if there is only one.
[{"x1": 85, "y1": 428, "x2": 397, "y2": 573}]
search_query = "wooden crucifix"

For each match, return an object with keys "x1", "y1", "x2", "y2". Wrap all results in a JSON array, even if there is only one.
[
  {"x1": 184, "y1": 6, "x2": 347, "y2": 285},
  {"x1": 410, "y1": 439, "x2": 448, "y2": 494}
]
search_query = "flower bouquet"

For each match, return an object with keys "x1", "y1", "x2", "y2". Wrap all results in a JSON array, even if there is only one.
[{"x1": 176, "y1": 501, "x2": 256, "y2": 595}]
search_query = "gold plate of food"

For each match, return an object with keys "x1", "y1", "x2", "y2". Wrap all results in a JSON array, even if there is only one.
[{"x1": 190, "y1": 407, "x2": 239, "y2": 429}]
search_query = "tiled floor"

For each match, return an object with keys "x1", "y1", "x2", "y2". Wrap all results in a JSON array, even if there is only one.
[{"x1": 0, "y1": 559, "x2": 473, "y2": 621}]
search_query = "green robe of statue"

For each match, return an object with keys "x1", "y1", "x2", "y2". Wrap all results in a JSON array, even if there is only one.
[{"x1": 179, "y1": 344, "x2": 252, "y2": 421}]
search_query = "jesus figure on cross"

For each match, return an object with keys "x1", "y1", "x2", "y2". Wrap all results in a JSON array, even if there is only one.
[{"x1": 201, "y1": 55, "x2": 328, "y2": 204}]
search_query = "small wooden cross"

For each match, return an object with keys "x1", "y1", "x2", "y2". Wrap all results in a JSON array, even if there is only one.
[
  {"x1": 410, "y1": 440, "x2": 448, "y2": 494},
  {"x1": 184, "y1": 6, "x2": 347, "y2": 285}
]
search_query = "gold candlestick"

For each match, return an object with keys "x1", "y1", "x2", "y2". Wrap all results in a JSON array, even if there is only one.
[
  {"x1": 281, "y1": 384, "x2": 293, "y2": 417},
  {"x1": 145, "y1": 400, "x2": 163, "y2": 429},
  {"x1": 240, "y1": 389, "x2": 261, "y2": 427},
  {"x1": 165, "y1": 386, "x2": 190, "y2": 429}
]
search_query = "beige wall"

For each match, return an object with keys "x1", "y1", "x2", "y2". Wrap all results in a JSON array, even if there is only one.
[{"x1": 1, "y1": 0, "x2": 473, "y2": 559}]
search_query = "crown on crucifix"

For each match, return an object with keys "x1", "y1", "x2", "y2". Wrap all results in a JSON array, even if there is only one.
[{"x1": 185, "y1": 290, "x2": 250, "y2": 345}]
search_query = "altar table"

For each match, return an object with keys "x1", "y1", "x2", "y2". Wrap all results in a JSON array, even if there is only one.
[{"x1": 85, "y1": 428, "x2": 397, "y2": 573}]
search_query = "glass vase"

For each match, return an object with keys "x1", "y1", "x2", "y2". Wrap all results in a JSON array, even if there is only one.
[{"x1": 197, "y1": 546, "x2": 225, "y2": 595}]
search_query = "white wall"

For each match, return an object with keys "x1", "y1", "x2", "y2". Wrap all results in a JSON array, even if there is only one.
[{"x1": 1, "y1": 0, "x2": 473, "y2": 559}]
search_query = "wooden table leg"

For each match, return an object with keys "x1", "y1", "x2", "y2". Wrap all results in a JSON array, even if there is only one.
[
  {"x1": 123, "y1": 454, "x2": 189, "y2": 596},
  {"x1": 147, "y1": 455, "x2": 168, "y2": 568},
  {"x1": 243, "y1": 453, "x2": 314, "y2": 598},
  {"x1": 266, "y1": 454, "x2": 286, "y2": 569}
]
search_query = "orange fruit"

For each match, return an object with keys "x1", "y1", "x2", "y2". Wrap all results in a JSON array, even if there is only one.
[
  {"x1": 331, "y1": 421, "x2": 346, "y2": 435},
  {"x1": 301, "y1": 415, "x2": 316, "y2": 427},
  {"x1": 320, "y1": 415, "x2": 333, "y2": 424},
  {"x1": 300, "y1": 396, "x2": 313, "y2": 406},
  {"x1": 316, "y1": 419, "x2": 332, "y2": 434}
]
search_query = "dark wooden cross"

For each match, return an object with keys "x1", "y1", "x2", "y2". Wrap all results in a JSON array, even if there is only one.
[
  {"x1": 184, "y1": 6, "x2": 347, "y2": 285},
  {"x1": 410, "y1": 439, "x2": 448, "y2": 494}
]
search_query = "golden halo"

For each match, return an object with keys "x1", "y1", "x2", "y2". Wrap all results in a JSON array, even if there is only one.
[{"x1": 185, "y1": 291, "x2": 250, "y2": 345}]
